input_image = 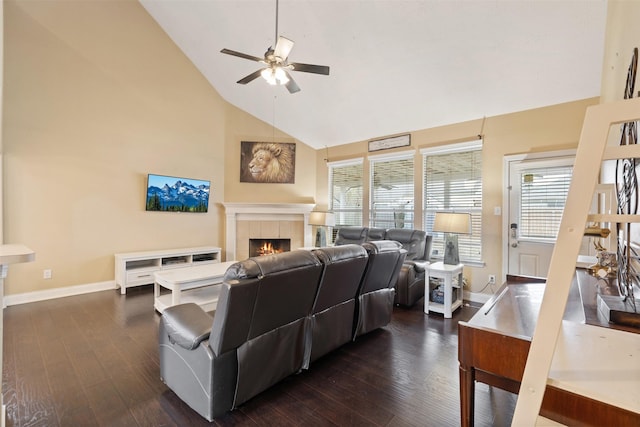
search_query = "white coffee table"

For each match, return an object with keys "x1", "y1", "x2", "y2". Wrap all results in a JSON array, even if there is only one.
[{"x1": 154, "y1": 260, "x2": 237, "y2": 313}]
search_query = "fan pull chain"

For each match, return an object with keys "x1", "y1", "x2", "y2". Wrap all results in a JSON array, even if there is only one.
[{"x1": 272, "y1": 95, "x2": 277, "y2": 143}]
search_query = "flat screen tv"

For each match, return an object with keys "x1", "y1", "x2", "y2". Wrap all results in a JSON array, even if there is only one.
[{"x1": 145, "y1": 174, "x2": 210, "y2": 213}]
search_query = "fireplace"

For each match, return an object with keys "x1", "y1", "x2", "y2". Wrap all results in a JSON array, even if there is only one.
[
  {"x1": 222, "y1": 203, "x2": 316, "y2": 261},
  {"x1": 249, "y1": 238, "x2": 291, "y2": 257}
]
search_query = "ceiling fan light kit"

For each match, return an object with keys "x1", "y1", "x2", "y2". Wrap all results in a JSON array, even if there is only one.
[
  {"x1": 220, "y1": 0, "x2": 329, "y2": 93},
  {"x1": 261, "y1": 66, "x2": 289, "y2": 85}
]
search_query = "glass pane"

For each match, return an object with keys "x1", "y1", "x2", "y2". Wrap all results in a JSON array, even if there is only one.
[
  {"x1": 423, "y1": 148, "x2": 483, "y2": 262},
  {"x1": 330, "y1": 162, "x2": 363, "y2": 226},
  {"x1": 520, "y1": 165, "x2": 572, "y2": 239},
  {"x1": 370, "y1": 157, "x2": 414, "y2": 229}
]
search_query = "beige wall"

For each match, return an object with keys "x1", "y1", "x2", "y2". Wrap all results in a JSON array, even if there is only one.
[
  {"x1": 0, "y1": 1, "x2": 4, "y2": 245},
  {"x1": 315, "y1": 1, "x2": 637, "y2": 295},
  {"x1": 600, "y1": 1, "x2": 640, "y2": 241},
  {"x1": 600, "y1": 1, "x2": 640, "y2": 166},
  {"x1": 2, "y1": 0, "x2": 629, "y2": 298},
  {"x1": 223, "y1": 104, "x2": 316, "y2": 204},
  {"x1": 315, "y1": 98, "x2": 599, "y2": 293},
  {"x1": 600, "y1": 1, "x2": 640, "y2": 105},
  {"x1": 2, "y1": 0, "x2": 317, "y2": 296},
  {"x1": 3, "y1": 0, "x2": 223, "y2": 294}
]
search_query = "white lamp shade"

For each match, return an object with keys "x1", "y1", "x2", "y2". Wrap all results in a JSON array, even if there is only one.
[
  {"x1": 432, "y1": 212, "x2": 471, "y2": 234},
  {"x1": 309, "y1": 211, "x2": 335, "y2": 227},
  {"x1": 261, "y1": 66, "x2": 289, "y2": 85}
]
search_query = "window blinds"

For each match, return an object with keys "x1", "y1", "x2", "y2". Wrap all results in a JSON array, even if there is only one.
[
  {"x1": 423, "y1": 147, "x2": 482, "y2": 262},
  {"x1": 329, "y1": 160, "x2": 364, "y2": 227},
  {"x1": 519, "y1": 165, "x2": 572, "y2": 239},
  {"x1": 370, "y1": 155, "x2": 414, "y2": 229}
]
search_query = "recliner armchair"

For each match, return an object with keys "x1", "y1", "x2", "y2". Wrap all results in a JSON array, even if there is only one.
[
  {"x1": 333, "y1": 227, "x2": 432, "y2": 307},
  {"x1": 386, "y1": 229, "x2": 432, "y2": 307},
  {"x1": 158, "y1": 250, "x2": 324, "y2": 421},
  {"x1": 354, "y1": 240, "x2": 407, "y2": 338}
]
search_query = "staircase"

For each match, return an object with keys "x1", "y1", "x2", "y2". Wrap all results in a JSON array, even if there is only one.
[{"x1": 512, "y1": 98, "x2": 640, "y2": 425}]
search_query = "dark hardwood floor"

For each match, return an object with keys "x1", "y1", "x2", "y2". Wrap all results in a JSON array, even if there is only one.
[{"x1": 3, "y1": 286, "x2": 516, "y2": 426}]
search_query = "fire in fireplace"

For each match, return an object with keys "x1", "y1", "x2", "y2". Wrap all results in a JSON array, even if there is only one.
[{"x1": 249, "y1": 238, "x2": 291, "y2": 257}]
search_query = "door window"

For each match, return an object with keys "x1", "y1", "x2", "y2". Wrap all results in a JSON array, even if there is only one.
[{"x1": 519, "y1": 165, "x2": 573, "y2": 240}]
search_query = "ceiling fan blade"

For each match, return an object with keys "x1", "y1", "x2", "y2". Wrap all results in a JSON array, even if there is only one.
[
  {"x1": 273, "y1": 36, "x2": 294, "y2": 60},
  {"x1": 289, "y1": 62, "x2": 330, "y2": 75},
  {"x1": 221, "y1": 48, "x2": 264, "y2": 63},
  {"x1": 237, "y1": 69, "x2": 264, "y2": 85},
  {"x1": 284, "y1": 71, "x2": 300, "y2": 93}
]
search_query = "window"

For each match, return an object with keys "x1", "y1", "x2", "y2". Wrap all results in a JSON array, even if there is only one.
[
  {"x1": 519, "y1": 165, "x2": 572, "y2": 240},
  {"x1": 423, "y1": 141, "x2": 483, "y2": 263},
  {"x1": 329, "y1": 159, "x2": 364, "y2": 227},
  {"x1": 370, "y1": 152, "x2": 414, "y2": 229}
]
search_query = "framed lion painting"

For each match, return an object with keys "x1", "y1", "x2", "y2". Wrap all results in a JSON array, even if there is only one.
[{"x1": 240, "y1": 141, "x2": 296, "y2": 184}]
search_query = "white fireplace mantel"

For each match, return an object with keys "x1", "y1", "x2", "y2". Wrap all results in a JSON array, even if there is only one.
[{"x1": 222, "y1": 202, "x2": 316, "y2": 260}]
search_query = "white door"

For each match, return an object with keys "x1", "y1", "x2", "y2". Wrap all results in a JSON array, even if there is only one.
[{"x1": 507, "y1": 155, "x2": 574, "y2": 278}]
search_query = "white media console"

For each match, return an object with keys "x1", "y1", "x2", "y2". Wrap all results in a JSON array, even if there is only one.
[{"x1": 114, "y1": 246, "x2": 221, "y2": 294}]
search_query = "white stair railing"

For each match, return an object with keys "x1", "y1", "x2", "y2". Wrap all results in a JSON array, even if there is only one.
[{"x1": 512, "y1": 97, "x2": 640, "y2": 425}]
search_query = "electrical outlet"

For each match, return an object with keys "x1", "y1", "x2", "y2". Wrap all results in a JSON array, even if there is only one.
[
  {"x1": 43, "y1": 269, "x2": 52, "y2": 280},
  {"x1": 488, "y1": 274, "x2": 496, "y2": 285}
]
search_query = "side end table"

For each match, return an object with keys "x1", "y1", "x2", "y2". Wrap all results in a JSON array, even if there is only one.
[{"x1": 425, "y1": 261, "x2": 464, "y2": 318}]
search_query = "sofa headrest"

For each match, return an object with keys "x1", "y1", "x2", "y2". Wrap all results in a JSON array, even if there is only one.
[
  {"x1": 384, "y1": 229, "x2": 427, "y2": 261},
  {"x1": 223, "y1": 250, "x2": 320, "y2": 280},
  {"x1": 361, "y1": 240, "x2": 402, "y2": 254},
  {"x1": 334, "y1": 227, "x2": 368, "y2": 245},
  {"x1": 366, "y1": 228, "x2": 387, "y2": 241},
  {"x1": 312, "y1": 244, "x2": 367, "y2": 263}
]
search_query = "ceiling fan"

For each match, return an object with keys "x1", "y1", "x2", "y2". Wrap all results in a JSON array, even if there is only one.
[{"x1": 220, "y1": 0, "x2": 330, "y2": 94}]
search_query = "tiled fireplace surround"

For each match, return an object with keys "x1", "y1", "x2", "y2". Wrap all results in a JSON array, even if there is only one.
[{"x1": 222, "y1": 203, "x2": 316, "y2": 261}]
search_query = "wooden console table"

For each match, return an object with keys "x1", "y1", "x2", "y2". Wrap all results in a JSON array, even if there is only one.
[{"x1": 458, "y1": 274, "x2": 640, "y2": 426}]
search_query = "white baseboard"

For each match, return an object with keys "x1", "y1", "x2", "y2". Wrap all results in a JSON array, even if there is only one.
[
  {"x1": 4, "y1": 280, "x2": 116, "y2": 307},
  {"x1": 4, "y1": 281, "x2": 493, "y2": 308},
  {"x1": 463, "y1": 290, "x2": 493, "y2": 305}
]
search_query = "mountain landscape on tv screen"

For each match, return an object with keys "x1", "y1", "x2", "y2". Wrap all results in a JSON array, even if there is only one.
[{"x1": 146, "y1": 179, "x2": 209, "y2": 212}]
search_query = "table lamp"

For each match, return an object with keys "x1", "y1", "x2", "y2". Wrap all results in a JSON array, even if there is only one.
[
  {"x1": 309, "y1": 211, "x2": 335, "y2": 247},
  {"x1": 433, "y1": 212, "x2": 471, "y2": 265}
]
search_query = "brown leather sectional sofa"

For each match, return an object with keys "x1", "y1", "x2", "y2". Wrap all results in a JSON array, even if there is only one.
[
  {"x1": 334, "y1": 227, "x2": 432, "y2": 307},
  {"x1": 158, "y1": 242, "x2": 406, "y2": 421}
]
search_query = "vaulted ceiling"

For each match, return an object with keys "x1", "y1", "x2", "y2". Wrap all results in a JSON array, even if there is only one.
[{"x1": 140, "y1": 0, "x2": 607, "y2": 149}]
